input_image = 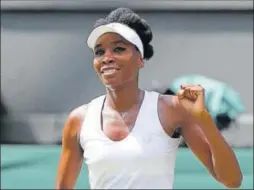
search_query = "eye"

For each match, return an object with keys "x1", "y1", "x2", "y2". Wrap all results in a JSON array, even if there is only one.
[
  {"x1": 113, "y1": 47, "x2": 126, "y2": 53},
  {"x1": 94, "y1": 49, "x2": 105, "y2": 56}
]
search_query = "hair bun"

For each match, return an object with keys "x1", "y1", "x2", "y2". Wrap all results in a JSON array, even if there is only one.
[
  {"x1": 144, "y1": 44, "x2": 154, "y2": 60},
  {"x1": 140, "y1": 19, "x2": 153, "y2": 44}
]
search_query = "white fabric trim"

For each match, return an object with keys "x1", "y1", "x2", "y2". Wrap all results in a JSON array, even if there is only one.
[{"x1": 87, "y1": 22, "x2": 144, "y2": 58}]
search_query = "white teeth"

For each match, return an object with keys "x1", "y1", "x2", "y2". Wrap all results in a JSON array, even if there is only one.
[{"x1": 103, "y1": 69, "x2": 117, "y2": 75}]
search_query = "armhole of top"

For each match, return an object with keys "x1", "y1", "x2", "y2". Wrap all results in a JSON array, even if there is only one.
[
  {"x1": 76, "y1": 95, "x2": 105, "y2": 153},
  {"x1": 157, "y1": 93, "x2": 182, "y2": 139},
  {"x1": 77, "y1": 105, "x2": 89, "y2": 154},
  {"x1": 77, "y1": 130, "x2": 84, "y2": 154},
  {"x1": 171, "y1": 127, "x2": 182, "y2": 138}
]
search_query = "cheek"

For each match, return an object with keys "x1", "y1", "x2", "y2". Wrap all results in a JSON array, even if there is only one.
[
  {"x1": 122, "y1": 62, "x2": 139, "y2": 78},
  {"x1": 93, "y1": 59, "x2": 100, "y2": 72},
  {"x1": 121, "y1": 51, "x2": 138, "y2": 65}
]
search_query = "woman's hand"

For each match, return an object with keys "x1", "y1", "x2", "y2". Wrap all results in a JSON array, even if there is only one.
[{"x1": 177, "y1": 84, "x2": 206, "y2": 117}]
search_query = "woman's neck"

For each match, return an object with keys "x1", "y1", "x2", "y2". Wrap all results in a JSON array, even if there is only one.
[{"x1": 105, "y1": 82, "x2": 142, "y2": 112}]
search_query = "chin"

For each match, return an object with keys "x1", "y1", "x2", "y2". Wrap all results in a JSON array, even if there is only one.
[
  {"x1": 104, "y1": 83, "x2": 124, "y2": 92},
  {"x1": 101, "y1": 77, "x2": 120, "y2": 88}
]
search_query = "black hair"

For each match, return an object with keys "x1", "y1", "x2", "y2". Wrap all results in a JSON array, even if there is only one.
[{"x1": 93, "y1": 7, "x2": 154, "y2": 60}]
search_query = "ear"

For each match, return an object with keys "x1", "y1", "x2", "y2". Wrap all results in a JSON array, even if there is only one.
[{"x1": 137, "y1": 56, "x2": 144, "y2": 68}]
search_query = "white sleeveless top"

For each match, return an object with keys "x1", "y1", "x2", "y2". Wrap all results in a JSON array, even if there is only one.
[{"x1": 80, "y1": 91, "x2": 181, "y2": 189}]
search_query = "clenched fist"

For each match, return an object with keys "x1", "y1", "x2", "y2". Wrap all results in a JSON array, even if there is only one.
[{"x1": 177, "y1": 84, "x2": 207, "y2": 117}]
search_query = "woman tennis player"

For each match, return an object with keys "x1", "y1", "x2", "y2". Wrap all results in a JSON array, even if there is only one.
[{"x1": 56, "y1": 8, "x2": 242, "y2": 189}]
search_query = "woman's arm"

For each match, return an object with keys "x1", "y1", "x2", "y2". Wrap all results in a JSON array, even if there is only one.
[
  {"x1": 175, "y1": 96, "x2": 243, "y2": 188},
  {"x1": 55, "y1": 105, "x2": 87, "y2": 189}
]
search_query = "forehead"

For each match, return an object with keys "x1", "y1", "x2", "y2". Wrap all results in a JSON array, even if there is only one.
[{"x1": 95, "y1": 33, "x2": 131, "y2": 47}]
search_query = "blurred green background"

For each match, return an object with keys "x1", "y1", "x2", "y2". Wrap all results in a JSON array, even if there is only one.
[{"x1": 1, "y1": 145, "x2": 253, "y2": 189}]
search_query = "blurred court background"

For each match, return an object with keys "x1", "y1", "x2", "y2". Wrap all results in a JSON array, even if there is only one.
[{"x1": 1, "y1": 0, "x2": 253, "y2": 189}]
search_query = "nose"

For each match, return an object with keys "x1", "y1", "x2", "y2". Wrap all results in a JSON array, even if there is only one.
[
  {"x1": 102, "y1": 57, "x2": 114, "y2": 65},
  {"x1": 101, "y1": 49, "x2": 115, "y2": 65}
]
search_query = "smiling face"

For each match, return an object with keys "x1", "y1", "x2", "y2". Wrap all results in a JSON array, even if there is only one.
[{"x1": 93, "y1": 33, "x2": 144, "y2": 90}]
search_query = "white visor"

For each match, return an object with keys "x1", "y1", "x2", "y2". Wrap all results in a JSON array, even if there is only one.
[{"x1": 87, "y1": 22, "x2": 144, "y2": 58}]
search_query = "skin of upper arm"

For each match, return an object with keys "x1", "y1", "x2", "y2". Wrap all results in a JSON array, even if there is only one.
[
  {"x1": 162, "y1": 95, "x2": 218, "y2": 180},
  {"x1": 55, "y1": 105, "x2": 87, "y2": 189}
]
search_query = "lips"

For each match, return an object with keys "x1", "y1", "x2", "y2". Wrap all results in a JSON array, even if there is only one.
[{"x1": 100, "y1": 67, "x2": 120, "y2": 75}]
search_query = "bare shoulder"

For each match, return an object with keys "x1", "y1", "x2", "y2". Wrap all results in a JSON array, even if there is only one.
[
  {"x1": 158, "y1": 94, "x2": 178, "y2": 109},
  {"x1": 62, "y1": 104, "x2": 89, "y2": 140},
  {"x1": 68, "y1": 104, "x2": 88, "y2": 122},
  {"x1": 159, "y1": 93, "x2": 195, "y2": 126},
  {"x1": 157, "y1": 93, "x2": 183, "y2": 133}
]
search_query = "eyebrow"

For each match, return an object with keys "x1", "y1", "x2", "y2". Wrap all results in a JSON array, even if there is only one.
[{"x1": 94, "y1": 40, "x2": 128, "y2": 50}]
